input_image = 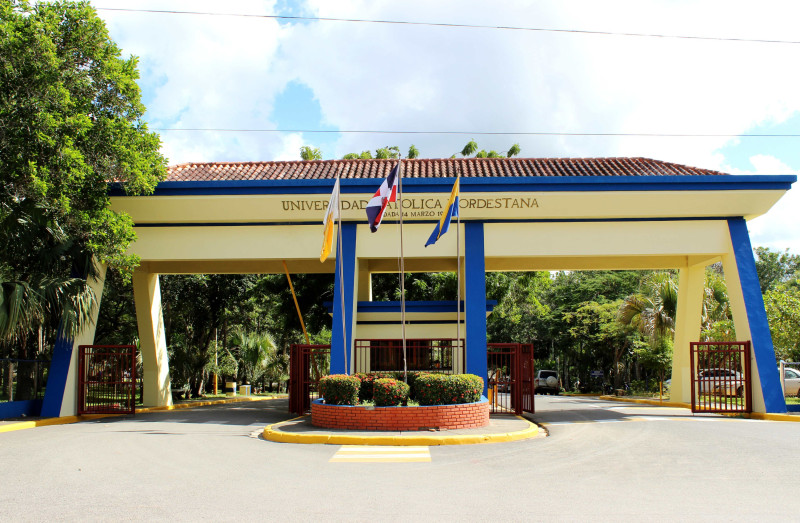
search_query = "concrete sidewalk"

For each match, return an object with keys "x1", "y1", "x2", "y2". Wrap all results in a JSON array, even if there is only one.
[{"x1": 263, "y1": 412, "x2": 542, "y2": 445}]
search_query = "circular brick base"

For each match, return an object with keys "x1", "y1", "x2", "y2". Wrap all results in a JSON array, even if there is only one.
[{"x1": 311, "y1": 397, "x2": 489, "y2": 431}]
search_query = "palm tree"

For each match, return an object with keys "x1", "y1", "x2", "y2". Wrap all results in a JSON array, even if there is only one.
[
  {"x1": 617, "y1": 272, "x2": 678, "y2": 341},
  {"x1": 0, "y1": 201, "x2": 99, "y2": 399},
  {"x1": 230, "y1": 327, "x2": 277, "y2": 387},
  {"x1": 0, "y1": 202, "x2": 99, "y2": 348}
]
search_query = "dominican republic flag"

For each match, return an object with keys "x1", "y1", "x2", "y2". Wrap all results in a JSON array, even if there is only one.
[
  {"x1": 425, "y1": 178, "x2": 459, "y2": 247},
  {"x1": 365, "y1": 162, "x2": 399, "y2": 232}
]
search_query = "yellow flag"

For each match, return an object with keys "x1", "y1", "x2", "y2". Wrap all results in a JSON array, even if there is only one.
[{"x1": 320, "y1": 178, "x2": 340, "y2": 262}]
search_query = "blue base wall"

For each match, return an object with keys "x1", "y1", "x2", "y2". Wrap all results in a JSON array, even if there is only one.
[{"x1": 0, "y1": 399, "x2": 43, "y2": 419}]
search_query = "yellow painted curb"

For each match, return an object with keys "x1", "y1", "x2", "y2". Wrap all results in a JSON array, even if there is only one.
[
  {"x1": 600, "y1": 396, "x2": 800, "y2": 421},
  {"x1": 0, "y1": 395, "x2": 286, "y2": 434},
  {"x1": 748, "y1": 412, "x2": 800, "y2": 422},
  {"x1": 262, "y1": 415, "x2": 541, "y2": 446},
  {"x1": 0, "y1": 414, "x2": 115, "y2": 434},
  {"x1": 599, "y1": 395, "x2": 691, "y2": 410}
]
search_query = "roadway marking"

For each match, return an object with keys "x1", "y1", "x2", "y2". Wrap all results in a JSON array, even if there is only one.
[{"x1": 330, "y1": 445, "x2": 431, "y2": 463}]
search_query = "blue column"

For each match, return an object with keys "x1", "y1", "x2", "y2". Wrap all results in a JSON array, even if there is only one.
[
  {"x1": 40, "y1": 331, "x2": 73, "y2": 418},
  {"x1": 465, "y1": 222, "x2": 488, "y2": 394},
  {"x1": 728, "y1": 218, "x2": 785, "y2": 413},
  {"x1": 331, "y1": 223, "x2": 357, "y2": 375}
]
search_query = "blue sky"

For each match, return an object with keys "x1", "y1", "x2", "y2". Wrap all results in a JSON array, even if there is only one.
[{"x1": 91, "y1": 0, "x2": 800, "y2": 251}]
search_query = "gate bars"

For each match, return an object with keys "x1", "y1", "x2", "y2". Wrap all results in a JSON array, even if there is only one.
[
  {"x1": 689, "y1": 341, "x2": 752, "y2": 414},
  {"x1": 78, "y1": 345, "x2": 137, "y2": 415},
  {"x1": 288, "y1": 344, "x2": 330, "y2": 415},
  {"x1": 487, "y1": 343, "x2": 535, "y2": 416}
]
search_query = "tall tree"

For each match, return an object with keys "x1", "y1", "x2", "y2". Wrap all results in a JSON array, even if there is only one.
[
  {"x1": 0, "y1": 1, "x2": 166, "y2": 359},
  {"x1": 754, "y1": 247, "x2": 800, "y2": 293}
]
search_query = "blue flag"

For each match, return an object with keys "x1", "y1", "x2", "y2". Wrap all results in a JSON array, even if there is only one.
[{"x1": 425, "y1": 179, "x2": 459, "y2": 247}]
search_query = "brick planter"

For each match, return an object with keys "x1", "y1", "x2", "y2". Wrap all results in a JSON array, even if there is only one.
[{"x1": 311, "y1": 397, "x2": 489, "y2": 431}]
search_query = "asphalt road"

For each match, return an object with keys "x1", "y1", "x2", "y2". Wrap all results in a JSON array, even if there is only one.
[{"x1": 2, "y1": 396, "x2": 798, "y2": 521}]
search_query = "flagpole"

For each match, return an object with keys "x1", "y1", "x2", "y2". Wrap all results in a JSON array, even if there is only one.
[
  {"x1": 455, "y1": 162, "x2": 461, "y2": 363},
  {"x1": 397, "y1": 159, "x2": 408, "y2": 383},
  {"x1": 335, "y1": 167, "x2": 348, "y2": 374}
]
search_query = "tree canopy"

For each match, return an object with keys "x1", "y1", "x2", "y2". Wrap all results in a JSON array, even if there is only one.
[
  {"x1": 0, "y1": 1, "x2": 166, "y2": 353},
  {"x1": 1, "y1": 0, "x2": 167, "y2": 271}
]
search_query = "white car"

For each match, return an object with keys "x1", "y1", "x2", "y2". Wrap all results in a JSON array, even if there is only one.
[
  {"x1": 782, "y1": 367, "x2": 800, "y2": 397},
  {"x1": 534, "y1": 370, "x2": 561, "y2": 395},
  {"x1": 697, "y1": 368, "x2": 744, "y2": 397}
]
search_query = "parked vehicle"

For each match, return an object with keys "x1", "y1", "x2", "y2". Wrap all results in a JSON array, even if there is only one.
[
  {"x1": 782, "y1": 367, "x2": 800, "y2": 397},
  {"x1": 534, "y1": 370, "x2": 561, "y2": 395},
  {"x1": 697, "y1": 368, "x2": 744, "y2": 397}
]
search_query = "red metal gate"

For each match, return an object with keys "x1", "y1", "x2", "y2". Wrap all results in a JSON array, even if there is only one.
[
  {"x1": 288, "y1": 344, "x2": 330, "y2": 415},
  {"x1": 487, "y1": 343, "x2": 535, "y2": 415},
  {"x1": 78, "y1": 345, "x2": 137, "y2": 415},
  {"x1": 690, "y1": 341, "x2": 752, "y2": 414}
]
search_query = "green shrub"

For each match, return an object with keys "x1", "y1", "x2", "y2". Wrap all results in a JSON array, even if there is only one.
[
  {"x1": 319, "y1": 374, "x2": 360, "y2": 405},
  {"x1": 354, "y1": 372, "x2": 396, "y2": 401},
  {"x1": 355, "y1": 373, "x2": 378, "y2": 402},
  {"x1": 405, "y1": 371, "x2": 430, "y2": 400},
  {"x1": 373, "y1": 378, "x2": 410, "y2": 407},
  {"x1": 415, "y1": 374, "x2": 484, "y2": 405}
]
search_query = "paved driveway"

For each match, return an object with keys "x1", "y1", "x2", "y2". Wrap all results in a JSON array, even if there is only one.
[{"x1": 2, "y1": 396, "x2": 798, "y2": 521}]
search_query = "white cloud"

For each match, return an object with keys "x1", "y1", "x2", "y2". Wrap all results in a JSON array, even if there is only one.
[
  {"x1": 90, "y1": 0, "x2": 800, "y2": 249},
  {"x1": 729, "y1": 155, "x2": 800, "y2": 251}
]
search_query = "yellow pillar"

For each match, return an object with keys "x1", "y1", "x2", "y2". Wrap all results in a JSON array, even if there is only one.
[
  {"x1": 357, "y1": 260, "x2": 371, "y2": 301},
  {"x1": 133, "y1": 270, "x2": 172, "y2": 407},
  {"x1": 671, "y1": 263, "x2": 705, "y2": 404},
  {"x1": 59, "y1": 263, "x2": 108, "y2": 417}
]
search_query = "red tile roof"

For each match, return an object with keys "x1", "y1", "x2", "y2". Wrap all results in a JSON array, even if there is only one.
[{"x1": 165, "y1": 157, "x2": 727, "y2": 182}]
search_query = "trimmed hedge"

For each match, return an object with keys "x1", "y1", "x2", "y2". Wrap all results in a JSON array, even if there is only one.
[
  {"x1": 373, "y1": 378, "x2": 410, "y2": 407},
  {"x1": 415, "y1": 374, "x2": 484, "y2": 406},
  {"x1": 319, "y1": 374, "x2": 360, "y2": 405},
  {"x1": 354, "y1": 371, "x2": 429, "y2": 401}
]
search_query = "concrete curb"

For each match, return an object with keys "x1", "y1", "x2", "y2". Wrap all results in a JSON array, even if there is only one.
[
  {"x1": 136, "y1": 395, "x2": 283, "y2": 414},
  {"x1": 598, "y1": 395, "x2": 691, "y2": 409},
  {"x1": 0, "y1": 395, "x2": 285, "y2": 434},
  {"x1": 262, "y1": 415, "x2": 541, "y2": 446}
]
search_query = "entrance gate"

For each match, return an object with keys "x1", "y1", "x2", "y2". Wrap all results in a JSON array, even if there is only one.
[
  {"x1": 487, "y1": 343, "x2": 535, "y2": 415},
  {"x1": 77, "y1": 345, "x2": 137, "y2": 415},
  {"x1": 288, "y1": 344, "x2": 330, "y2": 415},
  {"x1": 690, "y1": 341, "x2": 752, "y2": 414}
]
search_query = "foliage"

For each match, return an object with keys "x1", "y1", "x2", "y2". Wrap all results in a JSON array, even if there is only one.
[
  {"x1": 229, "y1": 327, "x2": 277, "y2": 385},
  {"x1": 632, "y1": 336, "x2": 673, "y2": 380},
  {"x1": 459, "y1": 140, "x2": 521, "y2": 158},
  {"x1": 460, "y1": 140, "x2": 478, "y2": 157},
  {"x1": 342, "y1": 151, "x2": 373, "y2": 160},
  {"x1": 763, "y1": 286, "x2": 800, "y2": 362},
  {"x1": 353, "y1": 372, "x2": 377, "y2": 401},
  {"x1": 300, "y1": 146, "x2": 322, "y2": 161},
  {"x1": 319, "y1": 374, "x2": 360, "y2": 405},
  {"x1": 487, "y1": 272, "x2": 551, "y2": 345},
  {"x1": 373, "y1": 378, "x2": 410, "y2": 407},
  {"x1": 415, "y1": 373, "x2": 483, "y2": 405},
  {"x1": 754, "y1": 247, "x2": 800, "y2": 293},
  {"x1": 0, "y1": 0, "x2": 165, "y2": 366},
  {"x1": 1, "y1": 0, "x2": 167, "y2": 271},
  {"x1": 407, "y1": 145, "x2": 420, "y2": 159},
  {"x1": 618, "y1": 272, "x2": 678, "y2": 341}
]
